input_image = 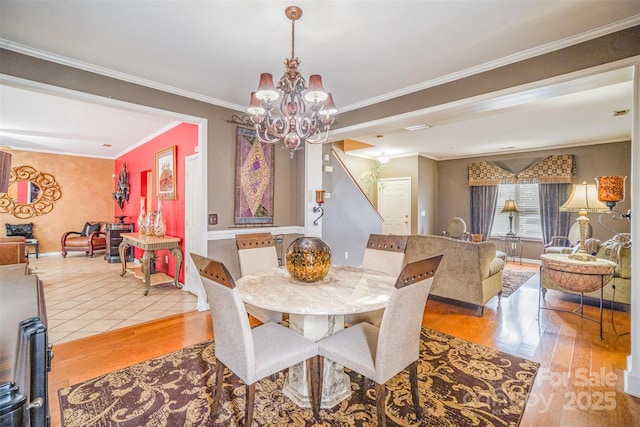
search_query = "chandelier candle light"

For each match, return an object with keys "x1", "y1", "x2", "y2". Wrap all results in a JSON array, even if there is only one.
[
  {"x1": 247, "y1": 6, "x2": 338, "y2": 158},
  {"x1": 560, "y1": 181, "x2": 608, "y2": 261}
]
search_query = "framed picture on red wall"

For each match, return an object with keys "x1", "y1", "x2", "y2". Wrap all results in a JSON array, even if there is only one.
[{"x1": 155, "y1": 146, "x2": 176, "y2": 200}]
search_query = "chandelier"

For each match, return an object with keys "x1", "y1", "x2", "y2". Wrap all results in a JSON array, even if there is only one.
[{"x1": 246, "y1": 6, "x2": 338, "y2": 157}]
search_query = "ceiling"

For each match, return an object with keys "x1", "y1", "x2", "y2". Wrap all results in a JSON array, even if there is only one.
[{"x1": 0, "y1": 1, "x2": 638, "y2": 160}]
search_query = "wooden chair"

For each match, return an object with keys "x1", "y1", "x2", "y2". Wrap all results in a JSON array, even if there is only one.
[
  {"x1": 190, "y1": 254, "x2": 320, "y2": 424},
  {"x1": 236, "y1": 233, "x2": 284, "y2": 323},
  {"x1": 316, "y1": 255, "x2": 443, "y2": 426},
  {"x1": 61, "y1": 221, "x2": 107, "y2": 258},
  {"x1": 345, "y1": 234, "x2": 408, "y2": 327}
]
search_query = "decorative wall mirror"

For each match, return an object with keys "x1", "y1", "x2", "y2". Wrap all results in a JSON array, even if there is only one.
[{"x1": 0, "y1": 165, "x2": 62, "y2": 218}]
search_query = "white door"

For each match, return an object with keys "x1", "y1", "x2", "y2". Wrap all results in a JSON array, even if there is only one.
[
  {"x1": 378, "y1": 177, "x2": 411, "y2": 235},
  {"x1": 185, "y1": 153, "x2": 207, "y2": 310}
]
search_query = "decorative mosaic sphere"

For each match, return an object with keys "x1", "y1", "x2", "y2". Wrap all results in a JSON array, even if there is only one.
[{"x1": 285, "y1": 237, "x2": 332, "y2": 283}]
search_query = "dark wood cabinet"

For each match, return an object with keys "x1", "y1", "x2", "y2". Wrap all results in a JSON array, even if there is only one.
[
  {"x1": 0, "y1": 268, "x2": 51, "y2": 427},
  {"x1": 105, "y1": 223, "x2": 134, "y2": 263}
]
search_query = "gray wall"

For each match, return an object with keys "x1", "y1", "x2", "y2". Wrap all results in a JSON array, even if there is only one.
[
  {"x1": 436, "y1": 141, "x2": 632, "y2": 260},
  {"x1": 323, "y1": 148, "x2": 383, "y2": 266}
]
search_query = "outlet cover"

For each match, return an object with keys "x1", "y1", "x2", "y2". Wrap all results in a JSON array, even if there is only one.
[{"x1": 208, "y1": 214, "x2": 218, "y2": 225}]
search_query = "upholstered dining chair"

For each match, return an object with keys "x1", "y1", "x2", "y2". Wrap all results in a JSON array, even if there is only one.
[
  {"x1": 236, "y1": 233, "x2": 284, "y2": 323},
  {"x1": 315, "y1": 254, "x2": 443, "y2": 426},
  {"x1": 345, "y1": 234, "x2": 408, "y2": 327},
  {"x1": 190, "y1": 253, "x2": 320, "y2": 424}
]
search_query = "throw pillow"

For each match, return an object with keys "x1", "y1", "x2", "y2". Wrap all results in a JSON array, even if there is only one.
[
  {"x1": 88, "y1": 223, "x2": 101, "y2": 236},
  {"x1": 5, "y1": 223, "x2": 34, "y2": 238}
]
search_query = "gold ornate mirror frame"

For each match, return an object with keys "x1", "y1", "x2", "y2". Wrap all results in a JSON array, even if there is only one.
[{"x1": 0, "y1": 165, "x2": 62, "y2": 218}]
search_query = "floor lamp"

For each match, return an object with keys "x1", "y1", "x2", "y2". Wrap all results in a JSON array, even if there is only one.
[{"x1": 560, "y1": 181, "x2": 608, "y2": 261}]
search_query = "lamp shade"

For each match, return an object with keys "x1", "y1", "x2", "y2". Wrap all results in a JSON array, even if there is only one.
[
  {"x1": 595, "y1": 176, "x2": 625, "y2": 203},
  {"x1": 560, "y1": 181, "x2": 608, "y2": 213},
  {"x1": 321, "y1": 93, "x2": 338, "y2": 116},
  {"x1": 255, "y1": 73, "x2": 279, "y2": 101},
  {"x1": 501, "y1": 199, "x2": 519, "y2": 213},
  {"x1": 304, "y1": 74, "x2": 328, "y2": 102},
  {"x1": 247, "y1": 92, "x2": 265, "y2": 116}
]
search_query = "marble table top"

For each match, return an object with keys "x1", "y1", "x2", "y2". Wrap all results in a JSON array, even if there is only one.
[{"x1": 235, "y1": 265, "x2": 396, "y2": 316}]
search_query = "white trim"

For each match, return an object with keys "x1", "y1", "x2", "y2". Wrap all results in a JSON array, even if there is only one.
[
  {"x1": 207, "y1": 226, "x2": 304, "y2": 241},
  {"x1": 624, "y1": 60, "x2": 640, "y2": 398}
]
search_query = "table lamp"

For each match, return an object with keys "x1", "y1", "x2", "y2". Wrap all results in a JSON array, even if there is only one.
[
  {"x1": 560, "y1": 181, "x2": 608, "y2": 261},
  {"x1": 501, "y1": 199, "x2": 520, "y2": 236}
]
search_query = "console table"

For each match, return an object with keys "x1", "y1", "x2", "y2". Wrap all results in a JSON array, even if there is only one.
[
  {"x1": 539, "y1": 253, "x2": 616, "y2": 339},
  {"x1": 118, "y1": 233, "x2": 183, "y2": 295},
  {"x1": 500, "y1": 234, "x2": 523, "y2": 264}
]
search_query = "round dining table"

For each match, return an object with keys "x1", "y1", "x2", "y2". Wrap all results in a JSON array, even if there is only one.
[{"x1": 235, "y1": 264, "x2": 396, "y2": 409}]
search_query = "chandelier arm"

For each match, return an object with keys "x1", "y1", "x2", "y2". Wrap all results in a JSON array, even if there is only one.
[{"x1": 306, "y1": 130, "x2": 331, "y2": 145}]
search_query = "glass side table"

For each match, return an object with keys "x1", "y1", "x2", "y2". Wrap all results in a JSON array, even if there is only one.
[{"x1": 499, "y1": 234, "x2": 523, "y2": 264}]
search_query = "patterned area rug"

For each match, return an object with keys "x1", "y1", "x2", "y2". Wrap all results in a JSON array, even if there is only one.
[
  {"x1": 59, "y1": 328, "x2": 539, "y2": 426},
  {"x1": 501, "y1": 270, "x2": 536, "y2": 298}
]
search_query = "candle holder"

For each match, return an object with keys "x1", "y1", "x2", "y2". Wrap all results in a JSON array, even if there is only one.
[{"x1": 313, "y1": 190, "x2": 325, "y2": 226}]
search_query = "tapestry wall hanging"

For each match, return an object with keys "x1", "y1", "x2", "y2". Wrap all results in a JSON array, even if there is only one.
[{"x1": 234, "y1": 127, "x2": 275, "y2": 225}]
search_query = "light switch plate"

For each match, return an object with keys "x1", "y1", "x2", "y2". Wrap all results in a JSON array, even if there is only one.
[{"x1": 208, "y1": 214, "x2": 218, "y2": 225}]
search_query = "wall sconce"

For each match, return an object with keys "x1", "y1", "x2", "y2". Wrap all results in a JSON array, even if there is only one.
[
  {"x1": 112, "y1": 163, "x2": 130, "y2": 216},
  {"x1": 377, "y1": 153, "x2": 390, "y2": 165},
  {"x1": 313, "y1": 190, "x2": 325, "y2": 226}
]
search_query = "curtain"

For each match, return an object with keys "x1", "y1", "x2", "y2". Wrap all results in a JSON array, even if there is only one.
[
  {"x1": 470, "y1": 185, "x2": 498, "y2": 240},
  {"x1": 538, "y1": 183, "x2": 572, "y2": 245}
]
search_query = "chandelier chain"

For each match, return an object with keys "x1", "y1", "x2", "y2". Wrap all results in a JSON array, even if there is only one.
[{"x1": 291, "y1": 19, "x2": 296, "y2": 59}]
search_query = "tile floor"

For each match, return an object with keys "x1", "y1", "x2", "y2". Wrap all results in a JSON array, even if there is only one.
[{"x1": 29, "y1": 254, "x2": 197, "y2": 345}]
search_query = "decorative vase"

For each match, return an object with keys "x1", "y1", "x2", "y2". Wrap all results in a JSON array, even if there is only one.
[
  {"x1": 137, "y1": 197, "x2": 146, "y2": 234},
  {"x1": 285, "y1": 237, "x2": 332, "y2": 283},
  {"x1": 153, "y1": 198, "x2": 166, "y2": 237},
  {"x1": 145, "y1": 211, "x2": 156, "y2": 236}
]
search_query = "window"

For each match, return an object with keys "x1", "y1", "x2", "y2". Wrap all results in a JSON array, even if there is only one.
[{"x1": 491, "y1": 183, "x2": 542, "y2": 240}]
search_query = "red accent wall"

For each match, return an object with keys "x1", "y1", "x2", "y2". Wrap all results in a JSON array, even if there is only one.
[{"x1": 114, "y1": 122, "x2": 198, "y2": 283}]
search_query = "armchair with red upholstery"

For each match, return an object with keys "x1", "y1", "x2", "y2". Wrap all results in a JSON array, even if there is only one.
[{"x1": 61, "y1": 221, "x2": 107, "y2": 258}]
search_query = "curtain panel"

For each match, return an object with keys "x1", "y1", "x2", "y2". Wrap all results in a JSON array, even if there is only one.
[
  {"x1": 538, "y1": 183, "x2": 572, "y2": 245},
  {"x1": 470, "y1": 185, "x2": 499, "y2": 240}
]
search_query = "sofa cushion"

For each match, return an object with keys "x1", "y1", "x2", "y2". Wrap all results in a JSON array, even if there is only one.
[{"x1": 5, "y1": 223, "x2": 33, "y2": 238}]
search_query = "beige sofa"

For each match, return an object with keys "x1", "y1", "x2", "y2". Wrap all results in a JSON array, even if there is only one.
[
  {"x1": 404, "y1": 235, "x2": 505, "y2": 316},
  {"x1": 541, "y1": 233, "x2": 631, "y2": 308}
]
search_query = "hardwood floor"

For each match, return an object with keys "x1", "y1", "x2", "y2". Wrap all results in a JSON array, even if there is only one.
[{"x1": 48, "y1": 263, "x2": 639, "y2": 426}]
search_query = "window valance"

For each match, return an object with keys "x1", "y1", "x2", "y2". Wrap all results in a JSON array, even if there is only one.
[{"x1": 468, "y1": 154, "x2": 576, "y2": 186}]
